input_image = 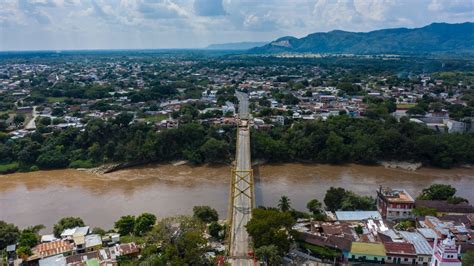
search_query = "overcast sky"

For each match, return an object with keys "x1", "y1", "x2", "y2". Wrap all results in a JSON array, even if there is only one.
[{"x1": 0, "y1": 0, "x2": 473, "y2": 51}]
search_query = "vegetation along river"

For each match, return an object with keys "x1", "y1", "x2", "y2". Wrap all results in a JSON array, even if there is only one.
[{"x1": 0, "y1": 163, "x2": 473, "y2": 231}]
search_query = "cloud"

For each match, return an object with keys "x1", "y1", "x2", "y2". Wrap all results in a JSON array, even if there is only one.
[
  {"x1": 1, "y1": 0, "x2": 473, "y2": 50},
  {"x1": 428, "y1": 0, "x2": 474, "y2": 14},
  {"x1": 137, "y1": 0, "x2": 184, "y2": 19},
  {"x1": 194, "y1": 0, "x2": 227, "y2": 16}
]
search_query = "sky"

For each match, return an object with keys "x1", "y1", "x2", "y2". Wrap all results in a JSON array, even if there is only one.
[{"x1": 0, "y1": 0, "x2": 473, "y2": 51}]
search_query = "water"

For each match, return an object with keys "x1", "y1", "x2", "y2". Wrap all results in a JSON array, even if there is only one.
[{"x1": 0, "y1": 163, "x2": 472, "y2": 231}]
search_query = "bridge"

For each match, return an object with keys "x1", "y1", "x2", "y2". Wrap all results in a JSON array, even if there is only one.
[{"x1": 228, "y1": 92, "x2": 255, "y2": 265}]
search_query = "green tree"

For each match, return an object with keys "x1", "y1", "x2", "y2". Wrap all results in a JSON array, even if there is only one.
[
  {"x1": 134, "y1": 213, "x2": 156, "y2": 236},
  {"x1": 199, "y1": 138, "x2": 229, "y2": 163},
  {"x1": 324, "y1": 187, "x2": 347, "y2": 211},
  {"x1": 447, "y1": 196, "x2": 469, "y2": 204},
  {"x1": 114, "y1": 215, "x2": 136, "y2": 236},
  {"x1": 208, "y1": 221, "x2": 222, "y2": 239},
  {"x1": 254, "y1": 245, "x2": 282, "y2": 265},
  {"x1": 0, "y1": 221, "x2": 20, "y2": 250},
  {"x1": 340, "y1": 192, "x2": 376, "y2": 211},
  {"x1": 53, "y1": 217, "x2": 85, "y2": 238},
  {"x1": 306, "y1": 199, "x2": 323, "y2": 216},
  {"x1": 246, "y1": 208, "x2": 295, "y2": 255},
  {"x1": 193, "y1": 206, "x2": 218, "y2": 223},
  {"x1": 463, "y1": 251, "x2": 474, "y2": 266},
  {"x1": 92, "y1": 227, "x2": 106, "y2": 236},
  {"x1": 418, "y1": 184, "x2": 456, "y2": 200},
  {"x1": 323, "y1": 132, "x2": 348, "y2": 163},
  {"x1": 412, "y1": 206, "x2": 437, "y2": 217},
  {"x1": 278, "y1": 196, "x2": 291, "y2": 212},
  {"x1": 19, "y1": 231, "x2": 39, "y2": 248},
  {"x1": 16, "y1": 246, "x2": 32, "y2": 260}
]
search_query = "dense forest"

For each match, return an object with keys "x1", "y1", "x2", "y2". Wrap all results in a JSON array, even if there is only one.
[{"x1": 1, "y1": 114, "x2": 472, "y2": 174}]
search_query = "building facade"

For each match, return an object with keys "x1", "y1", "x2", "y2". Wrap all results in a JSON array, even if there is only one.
[{"x1": 377, "y1": 187, "x2": 415, "y2": 221}]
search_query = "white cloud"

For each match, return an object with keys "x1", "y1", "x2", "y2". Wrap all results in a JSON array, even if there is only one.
[{"x1": 0, "y1": 0, "x2": 472, "y2": 50}]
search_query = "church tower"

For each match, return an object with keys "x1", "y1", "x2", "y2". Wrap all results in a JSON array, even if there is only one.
[{"x1": 431, "y1": 236, "x2": 461, "y2": 266}]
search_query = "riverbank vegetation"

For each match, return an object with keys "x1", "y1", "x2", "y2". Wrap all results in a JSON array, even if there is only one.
[{"x1": 0, "y1": 114, "x2": 472, "y2": 174}]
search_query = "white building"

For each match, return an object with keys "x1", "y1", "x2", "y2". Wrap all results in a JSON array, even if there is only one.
[{"x1": 430, "y1": 237, "x2": 461, "y2": 266}]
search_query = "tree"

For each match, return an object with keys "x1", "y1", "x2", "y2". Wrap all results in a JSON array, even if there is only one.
[
  {"x1": 0, "y1": 221, "x2": 20, "y2": 250},
  {"x1": 92, "y1": 227, "x2": 106, "y2": 236},
  {"x1": 340, "y1": 192, "x2": 376, "y2": 211},
  {"x1": 418, "y1": 184, "x2": 456, "y2": 200},
  {"x1": 134, "y1": 213, "x2": 156, "y2": 236},
  {"x1": 323, "y1": 132, "x2": 348, "y2": 163},
  {"x1": 199, "y1": 138, "x2": 229, "y2": 163},
  {"x1": 306, "y1": 199, "x2": 322, "y2": 216},
  {"x1": 278, "y1": 196, "x2": 291, "y2": 212},
  {"x1": 16, "y1": 246, "x2": 32, "y2": 260},
  {"x1": 324, "y1": 187, "x2": 347, "y2": 211},
  {"x1": 53, "y1": 217, "x2": 85, "y2": 238},
  {"x1": 254, "y1": 245, "x2": 282, "y2": 265},
  {"x1": 18, "y1": 230, "x2": 39, "y2": 248},
  {"x1": 246, "y1": 208, "x2": 295, "y2": 255},
  {"x1": 193, "y1": 206, "x2": 218, "y2": 223},
  {"x1": 208, "y1": 221, "x2": 222, "y2": 239},
  {"x1": 13, "y1": 114, "x2": 25, "y2": 126},
  {"x1": 463, "y1": 251, "x2": 474, "y2": 266},
  {"x1": 447, "y1": 196, "x2": 469, "y2": 204},
  {"x1": 114, "y1": 215, "x2": 136, "y2": 236},
  {"x1": 412, "y1": 206, "x2": 437, "y2": 217}
]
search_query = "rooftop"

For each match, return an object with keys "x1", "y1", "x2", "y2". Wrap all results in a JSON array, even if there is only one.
[
  {"x1": 383, "y1": 242, "x2": 416, "y2": 255},
  {"x1": 378, "y1": 187, "x2": 414, "y2": 203},
  {"x1": 350, "y1": 242, "x2": 386, "y2": 257},
  {"x1": 335, "y1": 211, "x2": 381, "y2": 221},
  {"x1": 399, "y1": 231, "x2": 433, "y2": 255}
]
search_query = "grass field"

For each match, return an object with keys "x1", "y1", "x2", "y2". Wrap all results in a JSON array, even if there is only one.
[
  {"x1": 0, "y1": 162, "x2": 19, "y2": 174},
  {"x1": 144, "y1": 114, "x2": 168, "y2": 122},
  {"x1": 396, "y1": 103, "x2": 416, "y2": 109},
  {"x1": 47, "y1": 97, "x2": 68, "y2": 103}
]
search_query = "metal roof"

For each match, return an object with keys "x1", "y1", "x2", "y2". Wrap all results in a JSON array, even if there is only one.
[
  {"x1": 399, "y1": 231, "x2": 433, "y2": 255},
  {"x1": 335, "y1": 211, "x2": 381, "y2": 221}
]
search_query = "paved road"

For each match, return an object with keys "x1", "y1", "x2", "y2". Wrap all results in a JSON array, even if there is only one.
[
  {"x1": 236, "y1": 92, "x2": 249, "y2": 119},
  {"x1": 230, "y1": 92, "x2": 253, "y2": 265}
]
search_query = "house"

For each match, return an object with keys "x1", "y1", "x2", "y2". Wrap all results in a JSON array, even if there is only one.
[
  {"x1": 348, "y1": 242, "x2": 386, "y2": 264},
  {"x1": 28, "y1": 240, "x2": 74, "y2": 263},
  {"x1": 60, "y1": 226, "x2": 90, "y2": 240},
  {"x1": 377, "y1": 186, "x2": 415, "y2": 220},
  {"x1": 399, "y1": 231, "x2": 433, "y2": 265},
  {"x1": 85, "y1": 234, "x2": 102, "y2": 252},
  {"x1": 384, "y1": 242, "x2": 417, "y2": 264}
]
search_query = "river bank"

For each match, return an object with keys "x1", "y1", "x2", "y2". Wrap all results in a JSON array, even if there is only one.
[{"x1": 0, "y1": 162, "x2": 473, "y2": 231}]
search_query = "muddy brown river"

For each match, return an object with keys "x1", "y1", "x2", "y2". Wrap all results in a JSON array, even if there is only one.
[{"x1": 0, "y1": 163, "x2": 473, "y2": 231}]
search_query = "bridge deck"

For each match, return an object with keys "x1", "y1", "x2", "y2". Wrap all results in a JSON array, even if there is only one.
[{"x1": 229, "y1": 92, "x2": 254, "y2": 265}]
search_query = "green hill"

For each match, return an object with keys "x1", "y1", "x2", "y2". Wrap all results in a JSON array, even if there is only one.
[{"x1": 249, "y1": 22, "x2": 474, "y2": 55}]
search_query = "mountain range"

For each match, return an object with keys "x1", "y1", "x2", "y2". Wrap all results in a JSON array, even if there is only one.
[
  {"x1": 249, "y1": 22, "x2": 474, "y2": 55},
  {"x1": 205, "y1": 41, "x2": 268, "y2": 50}
]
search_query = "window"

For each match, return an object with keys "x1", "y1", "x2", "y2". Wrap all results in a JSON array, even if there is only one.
[
  {"x1": 388, "y1": 257, "x2": 391, "y2": 260},
  {"x1": 404, "y1": 258, "x2": 408, "y2": 261},
  {"x1": 419, "y1": 257, "x2": 424, "y2": 261}
]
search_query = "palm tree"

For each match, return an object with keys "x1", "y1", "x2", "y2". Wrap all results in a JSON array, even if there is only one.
[{"x1": 278, "y1": 196, "x2": 291, "y2": 212}]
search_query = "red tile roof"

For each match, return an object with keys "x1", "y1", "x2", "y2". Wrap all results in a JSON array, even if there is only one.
[
  {"x1": 384, "y1": 242, "x2": 416, "y2": 256},
  {"x1": 33, "y1": 240, "x2": 73, "y2": 257}
]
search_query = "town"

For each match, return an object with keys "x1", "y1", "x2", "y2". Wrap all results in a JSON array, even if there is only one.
[
  {"x1": 0, "y1": 53, "x2": 473, "y2": 174},
  {"x1": 1, "y1": 183, "x2": 474, "y2": 265}
]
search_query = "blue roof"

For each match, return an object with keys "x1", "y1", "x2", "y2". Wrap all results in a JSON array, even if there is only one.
[{"x1": 335, "y1": 211, "x2": 381, "y2": 221}]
